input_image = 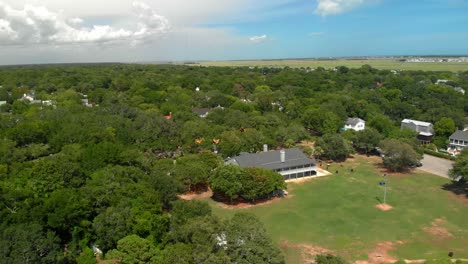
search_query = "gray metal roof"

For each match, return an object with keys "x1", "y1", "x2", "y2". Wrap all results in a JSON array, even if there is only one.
[
  {"x1": 230, "y1": 148, "x2": 315, "y2": 170},
  {"x1": 450, "y1": 130, "x2": 468, "y2": 141},
  {"x1": 192, "y1": 108, "x2": 210, "y2": 115}
]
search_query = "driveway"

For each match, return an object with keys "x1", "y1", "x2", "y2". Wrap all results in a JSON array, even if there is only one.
[{"x1": 418, "y1": 154, "x2": 454, "y2": 179}]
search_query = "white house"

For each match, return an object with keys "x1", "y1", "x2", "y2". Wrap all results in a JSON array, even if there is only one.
[
  {"x1": 448, "y1": 130, "x2": 468, "y2": 155},
  {"x1": 344, "y1": 118, "x2": 366, "y2": 131}
]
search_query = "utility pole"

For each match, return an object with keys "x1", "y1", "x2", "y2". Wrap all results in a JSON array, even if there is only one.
[{"x1": 381, "y1": 173, "x2": 387, "y2": 204}]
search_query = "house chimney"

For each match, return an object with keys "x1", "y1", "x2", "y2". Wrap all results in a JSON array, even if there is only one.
[
  {"x1": 263, "y1": 144, "x2": 268, "y2": 152},
  {"x1": 280, "y1": 149, "x2": 285, "y2": 163}
]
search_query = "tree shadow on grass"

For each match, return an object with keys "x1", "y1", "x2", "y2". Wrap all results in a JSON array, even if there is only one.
[
  {"x1": 375, "y1": 196, "x2": 383, "y2": 203},
  {"x1": 441, "y1": 181, "x2": 468, "y2": 198}
]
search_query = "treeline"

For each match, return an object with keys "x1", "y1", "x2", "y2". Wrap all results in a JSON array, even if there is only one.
[{"x1": 1, "y1": 64, "x2": 467, "y2": 262}]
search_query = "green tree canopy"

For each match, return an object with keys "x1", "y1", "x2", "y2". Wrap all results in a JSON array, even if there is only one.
[
  {"x1": 380, "y1": 139, "x2": 422, "y2": 172},
  {"x1": 316, "y1": 134, "x2": 353, "y2": 161}
]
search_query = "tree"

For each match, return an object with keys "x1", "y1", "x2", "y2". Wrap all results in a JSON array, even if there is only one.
[
  {"x1": 379, "y1": 139, "x2": 421, "y2": 172},
  {"x1": 434, "y1": 117, "x2": 456, "y2": 138},
  {"x1": 241, "y1": 167, "x2": 286, "y2": 202},
  {"x1": 44, "y1": 189, "x2": 91, "y2": 238},
  {"x1": 367, "y1": 114, "x2": 396, "y2": 137},
  {"x1": 210, "y1": 165, "x2": 286, "y2": 203},
  {"x1": 106, "y1": 235, "x2": 159, "y2": 264},
  {"x1": 0, "y1": 223, "x2": 63, "y2": 264},
  {"x1": 224, "y1": 213, "x2": 285, "y2": 264},
  {"x1": 449, "y1": 148, "x2": 468, "y2": 181},
  {"x1": 315, "y1": 254, "x2": 347, "y2": 264},
  {"x1": 170, "y1": 200, "x2": 212, "y2": 227},
  {"x1": 93, "y1": 206, "x2": 136, "y2": 251},
  {"x1": 218, "y1": 131, "x2": 242, "y2": 158},
  {"x1": 302, "y1": 109, "x2": 343, "y2": 135},
  {"x1": 315, "y1": 134, "x2": 353, "y2": 161},
  {"x1": 353, "y1": 128, "x2": 383, "y2": 153},
  {"x1": 209, "y1": 165, "x2": 244, "y2": 202}
]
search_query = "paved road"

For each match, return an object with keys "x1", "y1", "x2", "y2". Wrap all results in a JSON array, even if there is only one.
[{"x1": 418, "y1": 154, "x2": 454, "y2": 179}]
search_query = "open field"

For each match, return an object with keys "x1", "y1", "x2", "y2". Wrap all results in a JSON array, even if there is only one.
[
  {"x1": 192, "y1": 59, "x2": 468, "y2": 72},
  {"x1": 200, "y1": 155, "x2": 468, "y2": 263}
]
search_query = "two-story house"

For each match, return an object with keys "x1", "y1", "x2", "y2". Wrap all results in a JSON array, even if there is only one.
[
  {"x1": 448, "y1": 130, "x2": 468, "y2": 155},
  {"x1": 401, "y1": 119, "x2": 434, "y2": 143}
]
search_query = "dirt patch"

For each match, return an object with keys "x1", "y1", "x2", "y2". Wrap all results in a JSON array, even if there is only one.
[
  {"x1": 178, "y1": 189, "x2": 213, "y2": 200},
  {"x1": 356, "y1": 154, "x2": 411, "y2": 177},
  {"x1": 422, "y1": 218, "x2": 454, "y2": 239},
  {"x1": 366, "y1": 241, "x2": 402, "y2": 264},
  {"x1": 361, "y1": 154, "x2": 383, "y2": 165},
  {"x1": 375, "y1": 203, "x2": 394, "y2": 211},
  {"x1": 280, "y1": 241, "x2": 334, "y2": 264},
  {"x1": 96, "y1": 255, "x2": 108, "y2": 264},
  {"x1": 299, "y1": 140, "x2": 315, "y2": 147},
  {"x1": 404, "y1": 260, "x2": 427, "y2": 263}
]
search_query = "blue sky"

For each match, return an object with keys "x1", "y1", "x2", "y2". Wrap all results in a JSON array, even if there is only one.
[{"x1": 0, "y1": 0, "x2": 467, "y2": 64}]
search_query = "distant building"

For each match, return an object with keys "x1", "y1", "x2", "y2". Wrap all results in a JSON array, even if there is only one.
[
  {"x1": 19, "y1": 93, "x2": 35, "y2": 102},
  {"x1": 448, "y1": 130, "x2": 468, "y2": 155},
  {"x1": 435, "y1": 79, "x2": 451, "y2": 85},
  {"x1": 401, "y1": 119, "x2": 434, "y2": 143},
  {"x1": 164, "y1": 112, "x2": 173, "y2": 119},
  {"x1": 192, "y1": 108, "x2": 210, "y2": 118},
  {"x1": 453, "y1": 87, "x2": 465, "y2": 95},
  {"x1": 344, "y1": 117, "x2": 365, "y2": 131},
  {"x1": 226, "y1": 148, "x2": 317, "y2": 181}
]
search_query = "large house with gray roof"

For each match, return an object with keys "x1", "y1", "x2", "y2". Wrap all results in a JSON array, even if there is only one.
[
  {"x1": 401, "y1": 119, "x2": 434, "y2": 143},
  {"x1": 226, "y1": 148, "x2": 317, "y2": 180},
  {"x1": 448, "y1": 130, "x2": 468, "y2": 155}
]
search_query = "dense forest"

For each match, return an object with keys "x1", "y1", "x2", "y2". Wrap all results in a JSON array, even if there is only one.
[{"x1": 1, "y1": 64, "x2": 467, "y2": 263}]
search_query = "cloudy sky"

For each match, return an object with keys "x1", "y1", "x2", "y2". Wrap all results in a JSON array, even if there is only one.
[{"x1": 0, "y1": 0, "x2": 467, "y2": 65}]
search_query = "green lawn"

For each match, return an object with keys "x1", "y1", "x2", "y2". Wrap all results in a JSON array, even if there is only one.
[
  {"x1": 191, "y1": 59, "x2": 468, "y2": 72},
  {"x1": 202, "y1": 156, "x2": 468, "y2": 262}
]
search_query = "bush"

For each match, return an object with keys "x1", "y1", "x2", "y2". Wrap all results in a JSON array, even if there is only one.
[
  {"x1": 210, "y1": 165, "x2": 286, "y2": 203},
  {"x1": 423, "y1": 149, "x2": 456, "y2": 161}
]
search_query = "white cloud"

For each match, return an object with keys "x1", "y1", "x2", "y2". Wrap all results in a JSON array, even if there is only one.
[
  {"x1": 309, "y1": 31, "x2": 325, "y2": 36},
  {"x1": 0, "y1": 1, "x2": 169, "y2": 45},
  {"x1": 315, "y1": 0, "x2": 371, "y2": 16},
  {"x1": 249, "y1": 34, "x2": 268, "y2": 43}
]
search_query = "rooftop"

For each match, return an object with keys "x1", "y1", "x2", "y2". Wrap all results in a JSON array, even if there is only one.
[
  {"x1": 229, "y1": 148, "x2": 315, "y2": 170},
  {"x1": 402, "y1": 119, "x2": 432, "y2": 127},
  {"x1": 450, "y1": 130, "x2": 468, "y2": 141},
  {"x1": 346, "y1": 117, "x2": 365, "y2": 126},
  {"x1": 192, "y1": 108, "x2": 210, "y2": 115}
]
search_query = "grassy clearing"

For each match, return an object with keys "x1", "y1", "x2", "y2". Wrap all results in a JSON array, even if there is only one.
[
  {"x1": 193, "y1": 59, "x2": 468, "y2": 72},
  {"x1": 201, "y1": 155, "x2": 468, "y2": 262}
]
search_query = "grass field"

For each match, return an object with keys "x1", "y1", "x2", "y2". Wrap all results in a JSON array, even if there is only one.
[
  {"x1": 193, "y1": 59, "x2": 468, "y2": 72},
  {"x1": 200, "y1": 155, "x2": 468, "y2": 263}
]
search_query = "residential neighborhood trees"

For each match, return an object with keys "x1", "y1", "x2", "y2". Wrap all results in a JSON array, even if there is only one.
[{"x1": 0, "y1": 63, "x2": 467, "y2": 263}]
